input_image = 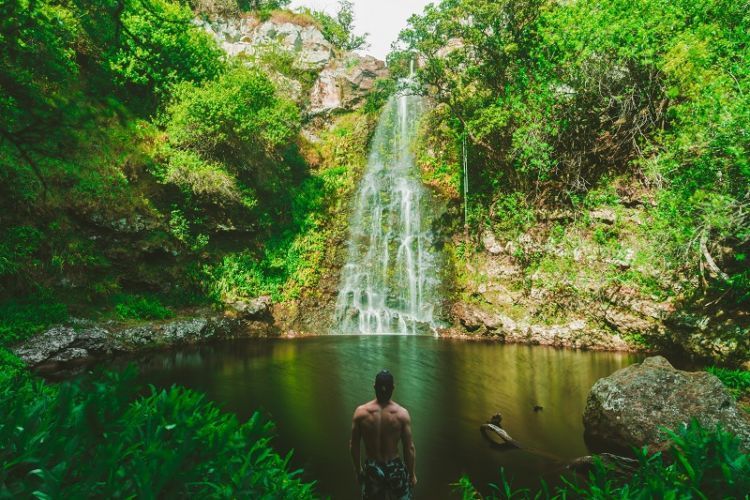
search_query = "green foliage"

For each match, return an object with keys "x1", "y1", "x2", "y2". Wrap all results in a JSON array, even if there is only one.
[
  {"x1": 113, "y1": 294, "x2": 174, "y2": 321},
  {"x1": 0, "y1": 0, "x2": 235, "y2": 313},
  {"x1": 162, "y1": 65, "x2": 301, "y2": 215},
  {"x1": 364, "y1": 78, "x2": 397, "y2": 115},
  {"x1": 205, "y1": 163, "x2": 352, "y2": 302},
  {"x1": 457, "y1": 421, "x2": 750, "y2": 499},
  {"x1": 0, "y1": 297, "x2": 68, "y2": 346},
  {"x1": 0, "y1": 367, "x2": 316, "y2": 498},
  {"x1": 303, "y1": 1, "x2": 368, "y2": 51},
  {"x1": 237, "y1": 0, "x2": 290, "y2": 13},
  {"x1": 110, "y1": 0, "x2": 225, "y2": 102},
  {"x1": 490, "y1": 193, "x2": 536, "y2": 236},
  {"x1": 400, "y1": 0, "x2": 750, "y2": 307},
  {"x1": 204, "y1": 111, "x2": 372, "y2": 303},
  {"x1": 707, "y1": 367, "x2": 750, "y2": 400}
]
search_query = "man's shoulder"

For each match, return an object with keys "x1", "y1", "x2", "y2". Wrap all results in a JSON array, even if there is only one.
[
  {"x1": 389, "y1": 401, "x2": 411, "y2": 420},
  {"x1": 354, "y1": 400, "x2": 376, "y2": 417}
]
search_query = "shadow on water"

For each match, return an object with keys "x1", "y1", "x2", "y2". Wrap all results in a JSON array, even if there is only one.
[{"x1": 114, "y1": 336, "x2": 641, "y2": 498}]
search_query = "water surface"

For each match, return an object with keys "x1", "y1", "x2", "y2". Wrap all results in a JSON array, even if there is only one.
[{"x1": 127, "y1": 336, "x2": 639, "y2": 498}]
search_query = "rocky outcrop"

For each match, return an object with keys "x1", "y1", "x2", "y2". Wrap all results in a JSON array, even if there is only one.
[
  {"x1": 583, "y1": 356, "x2": 750, "y2": 452},
  {"x1": 446, "y1": 301, "x2": 630, "y2": 351},
  {"x1": 309, "y1": 55, "x2": 388, "y2": 115},
  {"x1": 12, "y1": 312, "x2": 278, "y2": 373},
  {"x1": 197, "y1": 13, "x2": 388, "y2": 114},
  {"x1": 448, "y1": 213, "x2": 748, "y2": 363},
  {"x1": 198, "y1": 16, "x2": 333, "y2": 70}
]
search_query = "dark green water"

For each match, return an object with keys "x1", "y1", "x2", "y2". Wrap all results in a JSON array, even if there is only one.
[{"x1": 126, "y1": 336, "x2": 639, "y2": 498}]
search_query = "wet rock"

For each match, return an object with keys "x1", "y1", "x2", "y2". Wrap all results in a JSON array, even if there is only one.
[
  {"x1": 113, "y1": 317, "x2": 239, "y2": 349},
  {"x1": 449, "y1": 302, "x2": 630, "y2": 350},
  {"x1": 13, "y1": 327, "x2": 77, "y2": 365},
  {"x1": 12, "y1": 313, "x2": 276, "y2": 373},
  {"x1": 452, "y1": 302, "x2": 630, "y2": 351},
  {"x1": 49, "y1": 348, "x2": 90, "y2": 363},
  {"x1": 450, "y1": 302, "x2": 508, "y2": 333},
  {"x1": 13, "y1": 327, "x2": 109, "y2": 366},
  {"x1": 583, "y1": 356, "x2": 750, "y2": 452}
]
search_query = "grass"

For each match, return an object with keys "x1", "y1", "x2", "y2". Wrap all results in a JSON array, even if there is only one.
[
  {"x1": 707, "y1": 367, "x2": 750, "y2": 401},
  {"x1": 0, "y1": 297, "x2": 69, "y2": 346},
  {"x1": 113, "y1": 294, "x2": 175, "y2": 321}
]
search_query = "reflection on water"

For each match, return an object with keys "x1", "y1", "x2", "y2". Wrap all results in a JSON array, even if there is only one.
[{"x1": 125, "y1": 336, "x2": 640, "y2": 498}]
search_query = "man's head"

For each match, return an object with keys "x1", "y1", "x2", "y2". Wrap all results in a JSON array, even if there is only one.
[{"x1": 374, "y1": 369, "x2": 394, "y2": 404}]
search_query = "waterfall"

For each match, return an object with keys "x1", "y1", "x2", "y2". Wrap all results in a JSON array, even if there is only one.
[{"x1": 333, "y1": 86, "x2": 440, "y2": 335}]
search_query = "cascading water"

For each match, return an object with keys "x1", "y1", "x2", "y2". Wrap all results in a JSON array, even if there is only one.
[{"x1": 333, "y1": 82, "x2": 441, "y2": 335}]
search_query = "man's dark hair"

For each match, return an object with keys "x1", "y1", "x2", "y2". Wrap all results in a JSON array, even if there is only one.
[{"x1": 374, "y1": 370, "x2": 394, "y2": 404}]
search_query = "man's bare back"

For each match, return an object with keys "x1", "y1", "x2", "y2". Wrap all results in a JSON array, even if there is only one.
[
  {"x1": 353, "y1": 399, "x2": 411, "y2": 462},
  {"x1": 350, "y1": 370, "x2": 416, "y2": 499}
]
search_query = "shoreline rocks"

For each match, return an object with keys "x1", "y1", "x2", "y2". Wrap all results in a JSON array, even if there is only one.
[
  {"x1": 11, "y1": 311, "x2": 279, "y2": 374},
  {"x1": 583, "y1": 356, "x2": 750, "y2": 453},
  {"x1": 444, "y1": 301, "x2": 632, "y2": 351}
]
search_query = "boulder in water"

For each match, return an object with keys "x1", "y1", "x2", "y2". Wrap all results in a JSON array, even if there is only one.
[{"x1": 583, "y1": 356, "x2": 750, "y2": 452}]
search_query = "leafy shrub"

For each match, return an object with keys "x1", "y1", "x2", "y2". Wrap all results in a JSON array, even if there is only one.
[
  {"x1": 456, "y1": 421, "x2": 750, "y2": 499},
  {"x1": 490, "y1": 192, "x2": 536, "y2": 236},
  {"x1": 0, "y1": 368, "x2": 316, "y2": 498},
  {"x1": 114, "y1": 294, "x2": 174, "y2": 321},
  {"x1": 110, "y1": 0, "x2": 225, "y2": 100},
  {"x1": 707, "y1": 367, "x2": 750, "y2": 400},
  {"x1": 364, "y1": 78, "x2": 397, "y2": 115},
  {"x1": 302, "y1": 1, "x2": 367, "y2": 51},
  {"x1": 399, "y1": 0, "x2": 750, "y2": 306},
  {"x1": 0, "y1": 298, "x2": 68, "y2": 346},
  {"x1": 163, "y1": 65, "x2": 301, "y2": 210},
  {"x1": 237, "y1": 0, "x2": 290, "y2": 12}
]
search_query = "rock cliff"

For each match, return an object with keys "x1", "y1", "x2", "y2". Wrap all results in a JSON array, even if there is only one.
[{"x1": 196, "y1": 12, "x2": 388, "y2": 115}]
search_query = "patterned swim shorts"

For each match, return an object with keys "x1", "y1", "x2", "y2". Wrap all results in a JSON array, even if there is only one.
[{"x1": 360, "y1": 457, "x2": 413, "y2": 500}]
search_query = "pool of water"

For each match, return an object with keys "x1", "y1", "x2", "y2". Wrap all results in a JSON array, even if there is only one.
[{"x1": 121, "y1": 335, "x2": 640, "y2": 498}]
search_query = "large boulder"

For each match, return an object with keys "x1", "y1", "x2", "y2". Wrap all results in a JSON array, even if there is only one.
[
  {"x1": 12, "y1": 326, "x2": 109, "y2": 366},
  {"x1": 583, "y1": 356, "x2": 750, "y2": 452},
  {"x1": 309, "y1": 55, "x2": 388, "y2": 115}
]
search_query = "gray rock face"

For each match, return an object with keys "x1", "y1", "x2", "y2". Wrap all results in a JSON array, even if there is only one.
[
  {"x1": 448, "y1": 302, "x2": 629, "y2": 350},
  {"x1": 13, "y1": 327, "x2": 109, "y2": 365},
  {"x1": 198, "y1": 17, "x2": 334, "y2": 70},
  {"x1": 12, "y1": 313, "x2": 275, "y2": 372},
  {"x1": 309, "y1": 55, "x2": 388, "y2": 115},
  {"x1": 481, "y1": 229, "x2": 504, "y2": 255},
  {"x1": 227, "y1": 296, "x2": 272, "y2": 320},
  {"x1": 583, "y1": 356, "x2": 750, "y2": 452},
  {"x1": 197, "y1": 15, "x2": 387, "y2": 113}
]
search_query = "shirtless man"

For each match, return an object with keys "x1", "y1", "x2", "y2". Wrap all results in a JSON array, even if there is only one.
[{"x1": 350, "y1": 370, "x2": 416, "y2": 500}]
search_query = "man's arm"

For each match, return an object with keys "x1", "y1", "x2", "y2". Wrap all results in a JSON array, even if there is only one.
[
  {"x1": 349, "y1": 409, "x2": 362, "y2": 482},
  {"x1": 401, "y1": 410, "x2": 417, "y2": 487}
]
